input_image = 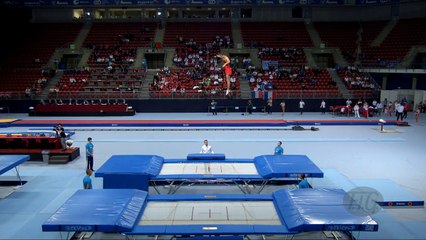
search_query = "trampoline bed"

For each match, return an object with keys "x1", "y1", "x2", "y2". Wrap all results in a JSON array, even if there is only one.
[
  {"x1": 42, "y1": 188, "x2": 378, "y2": 236},
  {"x1": 95, "y1": 154, "x2": 324, "y2": 193}
]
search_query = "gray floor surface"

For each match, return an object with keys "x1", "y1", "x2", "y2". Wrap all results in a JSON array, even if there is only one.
[{"x1": 0, "y1": 111, "x2": 425, "y2": 239}]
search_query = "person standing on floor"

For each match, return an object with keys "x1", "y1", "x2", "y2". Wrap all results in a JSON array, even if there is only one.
[
  {"x1": 267, "y1": 97, "x2": 273, "y2": 114},
  {"x1": 200, "y1": 139, "x2": 214, "y2": 154},
  {"x1": 280, "y1": 100, "x2": 286, "y2": 116},
  {"x1": 274, "y1": 141, "x2": 284, "y2": 155},
  {"x1": 86, "y1": 137, "x2": 95, "y2": 171},
  {"x1": 415, "y1": 107, "x2": 420, "y2": 123},
  {"x1": 54, "y1": 123, "x2": 67, "y2": 150},
  {"x1": 210, "y1": 99, "x2": 217, "y2": 115},
  {"x1": 320, "y1": 100, "x2": 326, "y2": 115},
  {"x1": 354, "y1": 104, "x2": 360, "y2": 118},
  {"x1": 247, "y1": 99, "x2": 253, "y2": 114},
  {"x1": 299, "y1": 99, "x2": 305, "y2": 115},
  {"x1": 83, "y1": 169, "x2": 93, "y2": 189},
  {"x1": 396, "y1": 103, "x2": 404, "y2": 121}
]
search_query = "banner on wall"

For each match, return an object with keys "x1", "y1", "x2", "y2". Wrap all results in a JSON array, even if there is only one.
[
  {"x1": 355, "y1": 0, "x2": 399, "y2": 5},
  {"x1": 20, "y1": 0, "x2": 345, "y2": 6}
]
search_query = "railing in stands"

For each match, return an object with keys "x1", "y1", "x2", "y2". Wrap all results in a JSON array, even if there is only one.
[
  {"x1": 1, "y1": 90, "x2": 379, "y2": 101},
  {"x1": 148, "y1": 90, "x2": 345, "y2": 100},
  {"x1": 0, "y1": 92, "x2": 28, "y2": 100}
]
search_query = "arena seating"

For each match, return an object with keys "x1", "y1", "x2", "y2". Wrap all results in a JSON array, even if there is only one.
[
  {"x1": 49, "y1": 68, "x2": 145, "y2": 99},
  {"x1": 315, "y1": 22, "x2": 360, "y2": 62},
  {"x1": 338, "y1": 67, "x2": 375, "y2": 98},
  {"x1": 0, "y1": 69, "x2": 49, "y2": 97},
  {"x1": 163, "y1": 22, "x2": 232, "y2": 47},
  {"x1": 241, "y1": 22, "x2": 312, "y2": 48},
  {"x1": 249, "y1": 67, "x2": 340, "y2": 99},
  {"x1": 357, "y1": 21, "x2": 388, "y2": 66},
  {"x1": 85, "y1": 22, "x2": 156, "y2": 49},
  {"x1": 0, "y1": 23, "x2": 80, "y2": 99},
  {"x1": 0, "y1": 18, "x2": 423, "y2": 103},
  {"x1": 5, "y1": 23, "x2": 83, "y2": 68},
  {"x1": 361, "y1": 18, "x2": 426, "y2": 67},
  {"x1": 240, "y1": 22, "x2": 311, "y2": 68},
  {"x1": 149, "y1": 68, "x2": 240, "y2": 98},
  {"x1": 84, "y1": 22, "x2": 156, "y2": 70}
]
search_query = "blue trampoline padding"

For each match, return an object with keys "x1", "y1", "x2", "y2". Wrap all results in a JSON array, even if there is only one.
[
  {"x1": 254, "y1": 155, "x2": 324, "y2": 178},
  {"x1": 273, "y1": 188, "x2": 378, "y2": 232},
  {"x1": 103, "y1": 173, "x2": 150, "y2": 191},
  {"x1": 42, "y1": 189, "x2": 147, "y2": 232},
  {"x1": 187, "y1": 153, "x2": 226, "y2": 160},
  {"x1": 95, "y1": 155, "x2": 164, "y2": 177},
  {"x1": 179, "y1": 237, "x2": 244, "y2": 240},
  {"x1": 0, "y1": 155, "x2": 30, "y2": 175}
]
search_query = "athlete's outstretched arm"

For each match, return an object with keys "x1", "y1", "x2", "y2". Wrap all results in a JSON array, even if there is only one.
[{"x1": 217, "y1": 54, "x2": 230, "y2": 67}]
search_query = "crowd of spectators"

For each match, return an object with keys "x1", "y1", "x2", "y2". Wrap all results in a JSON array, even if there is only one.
[
  {"x1": 172, "y1": 36, "x2": 233, "y2": 68},
  {"x1": 258, "y1": 47, "x2": 304, "y2": 61},
  {"x1": 150, "y1": 65, "x2": 240, "y2": 97},
  {"x1": 246, "y1": 64, "x2": 336, "y2": 92},
  {"x1": 339, "y1": 65, "x2": 377, "y2": 90},
  {"x1": 87, "y1": 35, "x2": 137, "y2": 75}
]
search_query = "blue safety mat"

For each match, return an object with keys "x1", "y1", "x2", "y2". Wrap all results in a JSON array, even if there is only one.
[
  {"x1": 273, "y1": 188, "x2": 378, "y2": 232},
  {"x1": 95, "y1": 155, "x2": 164, "y2": 177},
  {"x1": 254, "y1": 155, "x2": 324, "y2": 178},
  {"x1": 42, "y1": 189, "x2": 147, "y2": 232},
  {"x1": 97, "y1": 154, "x2": 323, "y2": 179},
  {"x1": 0, "y1": 155, "x2": 30, "y2": 175}
]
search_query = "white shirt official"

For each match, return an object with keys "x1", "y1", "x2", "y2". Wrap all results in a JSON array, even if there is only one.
[{"x1": 200, "y1": 145, "x2": 213, "y2": 154}]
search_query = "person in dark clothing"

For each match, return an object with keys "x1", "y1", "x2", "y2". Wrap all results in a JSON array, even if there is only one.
[
  {"x1": 247, "y1": 100, "x2": 253, "y2": 114},
  {"x1": 54, "y1": 123, "x2": 66, "y2": 150}
]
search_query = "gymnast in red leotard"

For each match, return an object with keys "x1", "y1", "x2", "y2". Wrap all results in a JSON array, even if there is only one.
[{"x1": 217, "y1": 54, "x2": 232, "y2": 95}]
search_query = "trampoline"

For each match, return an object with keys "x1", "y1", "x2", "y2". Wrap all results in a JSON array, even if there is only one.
[
  {"x1": 0, "y1": 155, "x2": 30, "y2": 185},
  {"x1": 42, "y1": 188, "x2": 378, "y2": 237},
  {"x1": 95, "y1": 154, "x2": 324, "y2": 193}
]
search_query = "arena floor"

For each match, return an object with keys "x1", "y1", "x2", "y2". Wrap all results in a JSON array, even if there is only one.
[{"x1": 0, "y1": 111, "x2": 425, "y2": 240}]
